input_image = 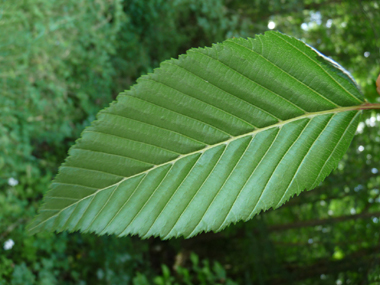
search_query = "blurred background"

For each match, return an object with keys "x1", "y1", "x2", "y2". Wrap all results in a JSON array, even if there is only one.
[{"x1": 1, "y1": 0, "x2": 380, "y2": 284}]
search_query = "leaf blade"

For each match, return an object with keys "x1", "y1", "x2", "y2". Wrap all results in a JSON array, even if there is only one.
[{"x1": 28, "y1": 31, "x2": 364, "y2": 238}]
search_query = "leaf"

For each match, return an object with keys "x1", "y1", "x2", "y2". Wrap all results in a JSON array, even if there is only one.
[{"x1": 28, "y1": 31, "x2": 365, "y2": 239}]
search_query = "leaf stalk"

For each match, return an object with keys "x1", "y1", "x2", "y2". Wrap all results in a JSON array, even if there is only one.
[{"x1": 358, "y1": 103, "x2": 380, "y2": 110}]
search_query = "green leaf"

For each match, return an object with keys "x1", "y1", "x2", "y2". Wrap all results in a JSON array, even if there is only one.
[{"x1": 28, "y1": 31, "x2": 365, "y2": 239}]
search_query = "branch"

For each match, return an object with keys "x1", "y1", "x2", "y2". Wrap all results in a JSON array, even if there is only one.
[{"x1": 268, "y1": 211, "x2": 380, "y2": 232}]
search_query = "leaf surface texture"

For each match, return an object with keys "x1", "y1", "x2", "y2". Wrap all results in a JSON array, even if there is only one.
[{"x1": 28, "y1": 32, "x2": 364, "y2": 238}]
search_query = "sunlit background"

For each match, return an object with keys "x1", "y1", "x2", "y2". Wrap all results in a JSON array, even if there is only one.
[{"x1": 1, "y1": 0, "x2": 380, "y2": 284}]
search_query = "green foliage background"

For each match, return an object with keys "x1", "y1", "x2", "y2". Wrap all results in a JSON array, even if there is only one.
[{"x1": 1, "y1": 0, "x2": 379, "y2": 284}]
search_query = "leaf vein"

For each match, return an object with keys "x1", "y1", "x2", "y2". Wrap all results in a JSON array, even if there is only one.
[
  {"x1": 247, "y1": 118, "x2": 313, "y2": 219},
  {"x1": 51, "y1": 182, "x2": 98, "y2": 190},
  {"x1": 45, "y1": 197, "x2": 78, "y2": 201},
  {"x1": 193, "y1": 50, "x2": 307, "y2": 114},
  {"x1": 83, "y1": 130, "x2": 182, "y2": 155},
  {"x1": 29, "y1": 107, "x2": 361, "y2": 234},
  {"x1": 102, "y1": 112, "x2": 208, "y2": 146},
  {"x1": 310, "y1": 111, "x2": 361, "y2": 188},
  {"x1": 118, "y1": 163, "x2": 177, "y2": 237},
  {"x1": 164, "y1": 144, "x2": 229, "y2": 239},
  {"x1": 214, "y1": 135, "x2": 256, "y2": 232},
  {"x1": 272, "y1": 32, "x2": 363, "y2": 104},
  {"x1": 164, "y1": 61, "x2": 276, "y2": 125},
  {"x1": 275, "y1": 114, "x2": 336, "y2": 207},
  {"x1": 84, "y1": 183, "x2": 122, "y2": 232},
  {"x1": 99, "y1": 174, "x2": 147, "y2": 235},
  {"x1": 187, "y1": 136, "x2": 254, "y2": 237},
  {"x1": 121, "y1": 94, "x2": 233, "y2": 138},
  {"x1": 142, "y1": 150, "x2": 212, "y2": 239},
  {"x1": 146, "y1": 76, "x2": 258, "y2": 129},
  {"x1": 71, "y1": 195, "x2": 96, "y2": 231},
  {"x1": 72, "y1": 148, "x2": 155, "y2": 167},
  {"x1": 225, "y1": 127, "x2": 281, "y2": 224},
  {"x1": 230, "y1": 40, "x2": 340, "y2": 108},
  {"x1": 60, "y1": 166, "x2": 125, "y2": 179}
]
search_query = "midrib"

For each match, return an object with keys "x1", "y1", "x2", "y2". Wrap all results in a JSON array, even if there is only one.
[{"x1": 31, "y1": 104, "x2": 369, "y2": 232}]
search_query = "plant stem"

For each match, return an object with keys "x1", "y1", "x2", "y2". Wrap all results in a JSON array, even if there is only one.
[{"x1": 358, "y1": 103, "x2": 380, "y2": 110}]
